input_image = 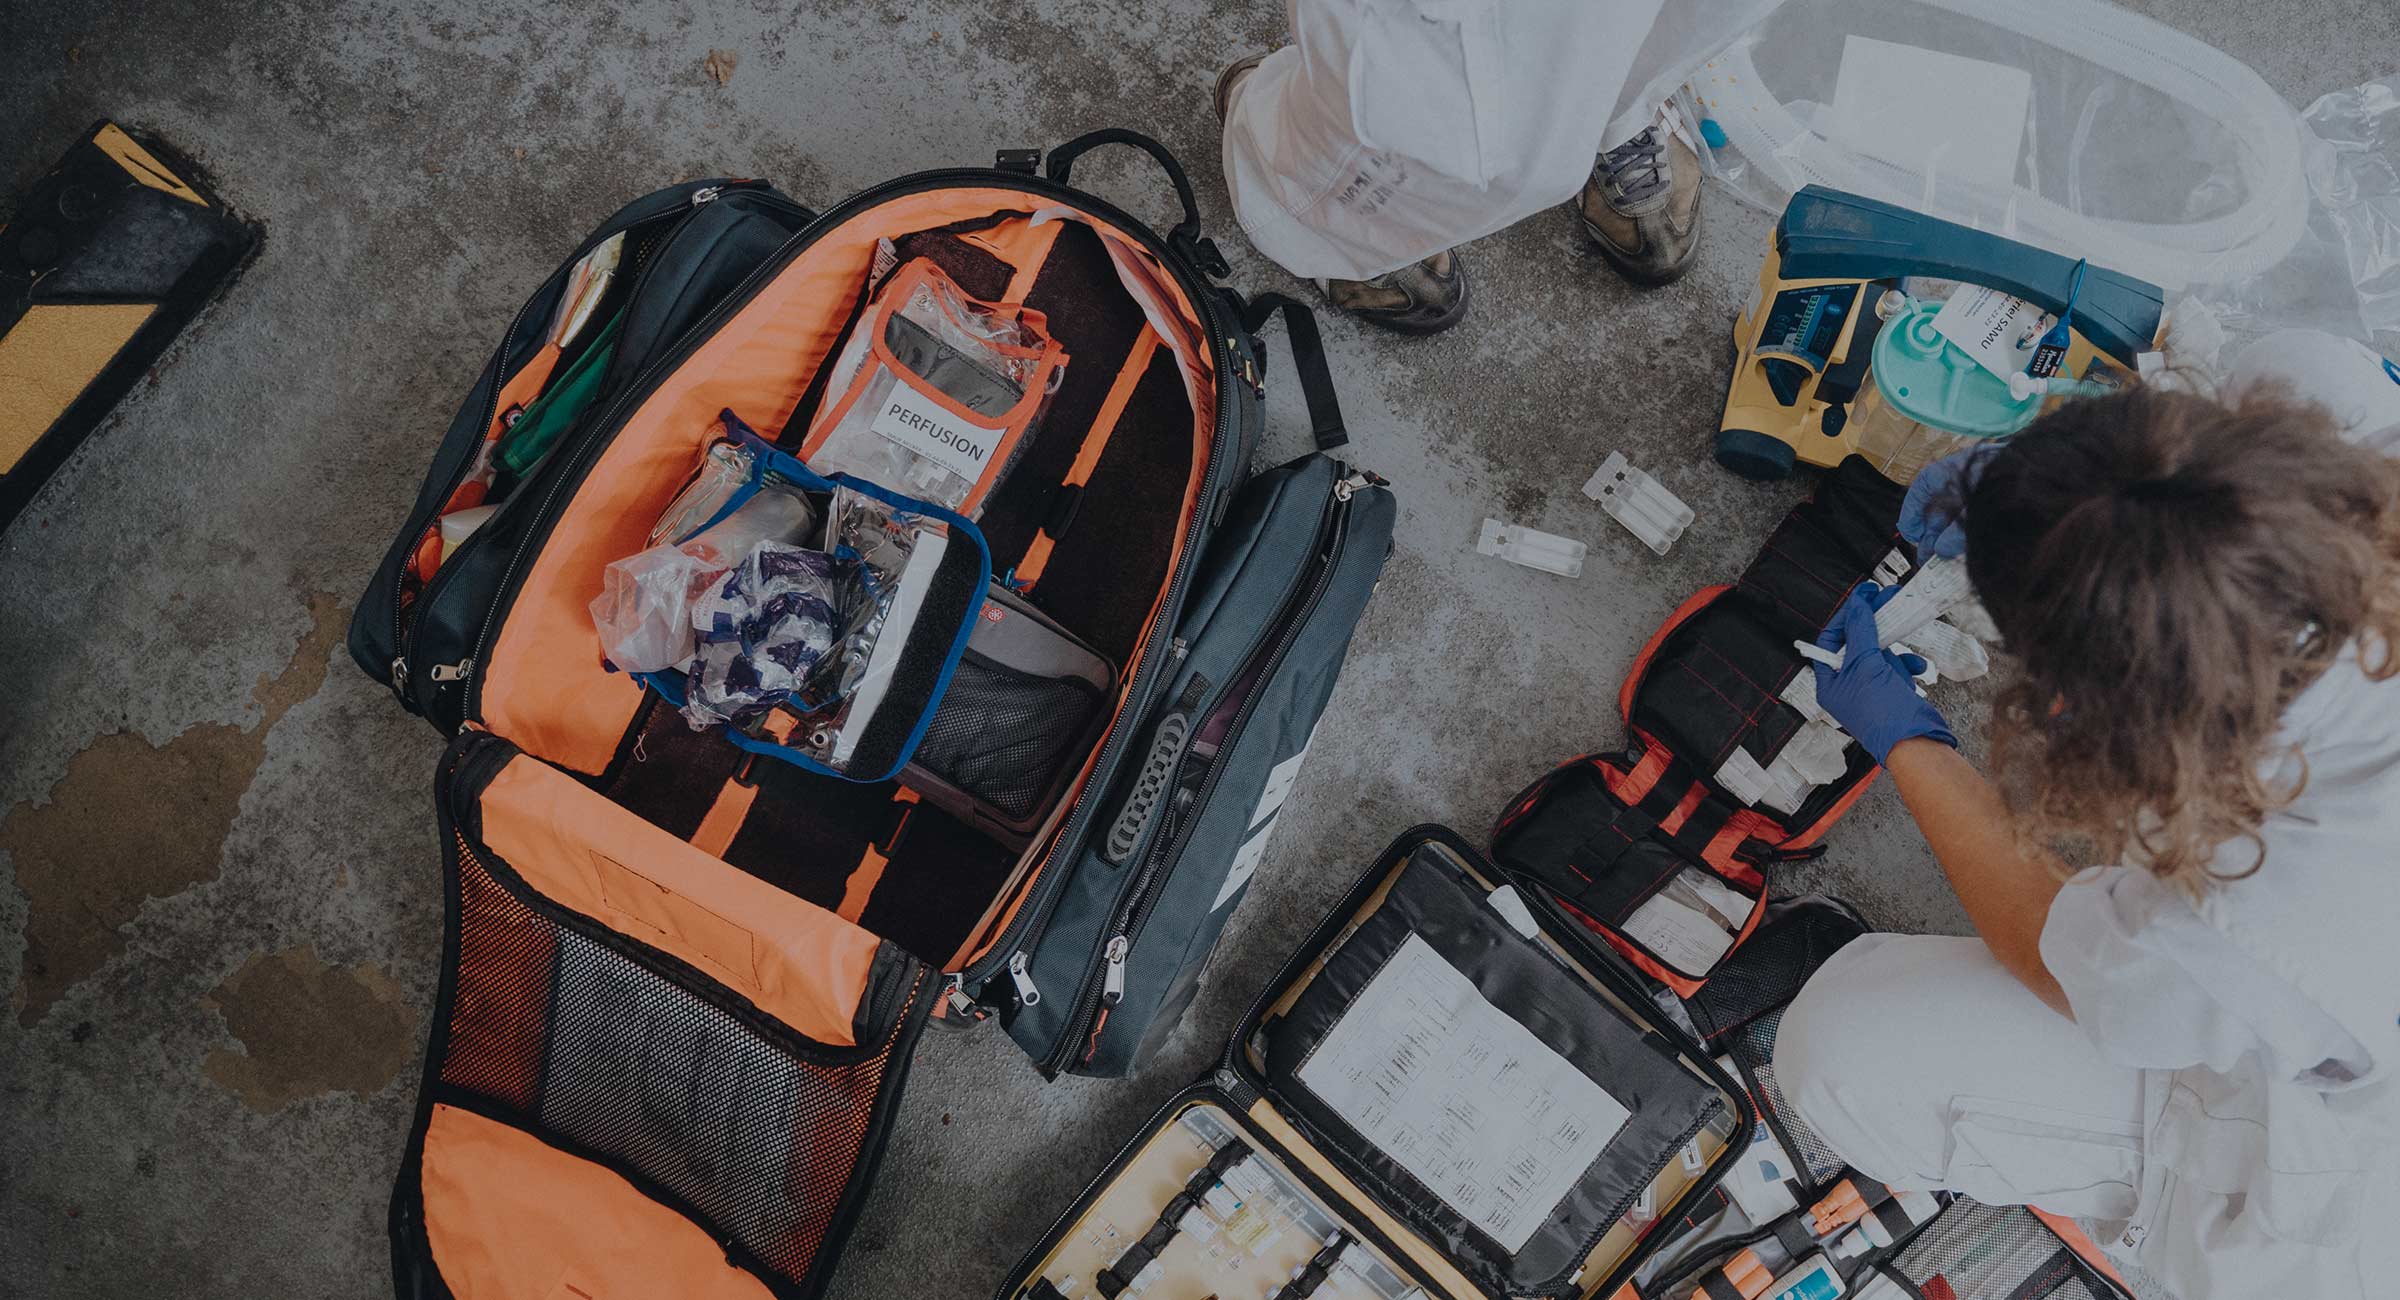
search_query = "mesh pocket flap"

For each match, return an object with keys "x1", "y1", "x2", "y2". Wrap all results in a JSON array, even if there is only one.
[
  {"x1": 909, "y1": 649, "x2": 1105, "y2": 822},
  {"x1": 396, "y1": 738, "x2": 935, "y2": 1300}
]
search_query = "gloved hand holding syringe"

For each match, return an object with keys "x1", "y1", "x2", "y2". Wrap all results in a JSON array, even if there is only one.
[{"x1": 1792, "y1": 554, "x2": 1972, "y2": 670}]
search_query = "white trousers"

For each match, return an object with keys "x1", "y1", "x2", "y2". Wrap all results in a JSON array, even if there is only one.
[
  {"x1": 1217, "y1": 0, "x2": 1783, "y2": 282},
  {"x1": 1775, "y1": 934, "x2": 2386, "y2": 1300}
]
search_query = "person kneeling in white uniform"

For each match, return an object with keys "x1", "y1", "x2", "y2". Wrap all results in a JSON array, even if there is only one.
[
  {"x1": 1784, "y1": 333, "x2": 2400, "y2": 1300},
  {"x1": 1213, "y1": 1, "x2": 1783, "y2": 334}
]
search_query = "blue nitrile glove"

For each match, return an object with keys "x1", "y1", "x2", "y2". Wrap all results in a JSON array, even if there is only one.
[
  {"x1": 1896, "y1": 446, "x2": 1995, "y2": 560},
  {"x1": 1814, "y1": 584, "x2": 1956, "y2": 764}
]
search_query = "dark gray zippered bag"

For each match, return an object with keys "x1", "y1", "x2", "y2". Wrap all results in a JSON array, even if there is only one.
[{"x1": 998, "y1": 438, "x2": 1395, "y2": 1076}]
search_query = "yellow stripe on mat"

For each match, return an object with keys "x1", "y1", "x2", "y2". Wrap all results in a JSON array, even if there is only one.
[
  {"x1": 95, "y1": 124, "x2": 208, "y2": 205},
  {"x1": 0, "y1": 303, "x2": 156, "y2": 469}
]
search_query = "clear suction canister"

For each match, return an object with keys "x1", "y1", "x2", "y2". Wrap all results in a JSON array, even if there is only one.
[{"x1": 1851, "y1": 293, "x2": 2044, "y2": 482}]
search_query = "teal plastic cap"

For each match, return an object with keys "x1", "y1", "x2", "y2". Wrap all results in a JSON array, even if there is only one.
[{"x1": 1871, "y1": 300, "x2": 2042, "y2": 438}]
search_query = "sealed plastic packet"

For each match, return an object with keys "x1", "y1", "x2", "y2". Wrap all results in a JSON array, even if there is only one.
[
  {"x1": 648, "y1": 432, "x2": 820, "y2": 565},
  {"x1": 802, "y1": 257, "x2": 1068, "y2": 516},
  {"x1": 592, "y1": 430, "x2": 823, "y2": 675},
  {"x1": 588, "y1": 545, "x2": 721, "y2": 673},
  {"x1": 680, "y1": 543, "x2": 846, "y2": 729}
]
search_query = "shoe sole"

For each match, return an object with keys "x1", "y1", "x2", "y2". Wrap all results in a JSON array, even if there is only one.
[
  {"x1": 1576, "y1": 207, "x2": 1700, "y2": 288},
  {"x1": 1339, "y1": 273, "x2": 1471, "y2": 337}
]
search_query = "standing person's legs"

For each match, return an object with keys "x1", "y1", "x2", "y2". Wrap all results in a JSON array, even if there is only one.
[
  {"x1": 1772, "y1": 933, "x2": 2150, "y2": 1222},
  {"x1": 1214, "y1": 44, "x2": 1470, "y2": 336},
  {"x1": 1216, "y1": 0, "x2": 1669, "y2": 334}
]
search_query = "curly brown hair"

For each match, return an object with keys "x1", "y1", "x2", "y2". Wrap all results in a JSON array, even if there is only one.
[{"x1": 1957, "y1": 380, "x2": 2400, "y2": 889}]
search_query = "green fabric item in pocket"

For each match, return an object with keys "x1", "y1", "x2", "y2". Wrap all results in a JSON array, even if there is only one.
[{"x1": 495, "y1": 308, "x2": 625, "y2": 477}]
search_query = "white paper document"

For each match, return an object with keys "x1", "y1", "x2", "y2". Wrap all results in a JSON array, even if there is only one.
[
  {"x1": 1297, "y1": 934, "x2": 1630, "y2": 1253},
  {"x1": 1622, "y1": 887, "x2": 1738, "y2": 971},
  {"x1": 1932, "y1": 285, "x2": 2056, "y2": 382}
]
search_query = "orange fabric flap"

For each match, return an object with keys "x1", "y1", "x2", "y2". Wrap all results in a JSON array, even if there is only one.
[
  {"x1": 476, "y1": 754, "x2": 882, "y2": 1048},
  {"x1": 421, "y1": 1104, "x2": 779, "y2": 1300}
]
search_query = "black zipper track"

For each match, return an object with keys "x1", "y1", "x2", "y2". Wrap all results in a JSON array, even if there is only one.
[
  {"x1": 452, "y1": 168, "x2": 1245, "y2": 998},
  {"x1": 1050, "y1": 480, "x2": 1352, "y2": 1071}
]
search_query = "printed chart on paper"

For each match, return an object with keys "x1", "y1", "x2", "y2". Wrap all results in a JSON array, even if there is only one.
[{"x1": 1297, "y1": 934, "x2": 1630, "y2": 1253}]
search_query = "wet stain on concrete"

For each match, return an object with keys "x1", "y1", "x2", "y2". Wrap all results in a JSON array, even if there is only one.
[
  {"x1": 3, "y1": 593, "x2": 345, "y2": 1025},
  {"x1": 199, "y1": 945, "x2": 418, "y2": 1112}
]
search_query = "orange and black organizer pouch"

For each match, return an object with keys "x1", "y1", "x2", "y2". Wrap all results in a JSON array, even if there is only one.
[{"x1": 1492, "y1": 458, "x2": 1909, "y2": 995}]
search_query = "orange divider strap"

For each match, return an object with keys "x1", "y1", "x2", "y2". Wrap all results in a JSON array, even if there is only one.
[
  {"x1": 991, "y1": 220, "x2": 1066, "y2": 305},
  {"x1": 1012, "y1": 327, "x2": 1160, "y2": 588},
  {"x1": 688, "y1": 712, "x2": 799, "y2": 857},
  {"x1": 837, "y1": 788, "x2": 918, "y2": 922}
]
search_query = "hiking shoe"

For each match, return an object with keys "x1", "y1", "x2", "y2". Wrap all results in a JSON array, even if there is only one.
[
  {"x1": 1216, "y1": 53, "x2": 1468, "y2": 334},
  {"x1": 1321, "y1": 250, "x2": 1470, "y2": 336},
  {"x1": 1577, "y1": 124, "x2": 1703, "y2": 286}
]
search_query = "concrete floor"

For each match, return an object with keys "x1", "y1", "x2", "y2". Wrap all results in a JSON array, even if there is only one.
[{"x1": 2, "y1": 2, "x2": 2391, "y2": 1297}]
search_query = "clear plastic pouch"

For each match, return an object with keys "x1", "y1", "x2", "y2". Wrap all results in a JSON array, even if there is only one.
[
  {"x1": 616, "y1": 411, "x2": 993, "y2": 783},
  {"x1": 800, "y1": 257, "x2": 1067, "y2": 516},
  {"x1": 1676, "y1": 0, "x2": 2309, "y2": 293},
  {"x1": 588, "y1": 544, "x2": 721, "y2": 674},
  {"x1": 785, "y1": 484, "x2": 962, "y2": 768}
]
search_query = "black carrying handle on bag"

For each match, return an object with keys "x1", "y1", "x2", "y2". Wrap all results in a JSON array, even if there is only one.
[
  {"x1": 1243, "y1": 293, "x2": 1348, "y2": 452},
  {"x1": 1043, "y1": 129, "x2": 1230, "y2": 278}
]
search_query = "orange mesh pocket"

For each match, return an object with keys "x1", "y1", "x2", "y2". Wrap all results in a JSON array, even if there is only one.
[{"x1": 428, "y1": 838, "x2": 928, "y2": 1291}]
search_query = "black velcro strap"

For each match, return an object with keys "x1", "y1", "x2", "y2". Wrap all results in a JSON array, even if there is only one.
[
  {"x1": 1702, "y1": 1271, "x2": 1751, "y2": 1300},
  {"x1": 1099, "y1": 1139, "x2": 1251, "y2": 1295},
  {"x1": 1775, "y1": 1212, "x2": 1820, "y2": 1260},
  {"x1": 1872, "y1": 1197, "x2": 1917, "y2": 1241},
  {"x1": 1635, "y1": 761, "x2": 1692, "y2": 821},
  {"x1": 1870, "y1": 1190, "x2": 1921, "y2": 1241},
  {"x1": 1241, "y1": 292, "x2": 1348, "y2": 451},
  {"x1": 1096, "y1": 1241, "x2": 1155, "y2": 1296},
  {"x1": 1042, "y1": 482, "x2": 1084, "y2": 540}
]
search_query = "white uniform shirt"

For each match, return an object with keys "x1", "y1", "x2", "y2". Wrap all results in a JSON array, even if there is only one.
[{"x1": 2036, "y1": 330, "x2": 2400, "y2": 1297}]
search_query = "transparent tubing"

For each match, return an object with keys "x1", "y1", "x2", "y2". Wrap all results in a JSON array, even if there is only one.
[{"x1": 1691, "y1": 0, "x2": 2309, "y2": 290}]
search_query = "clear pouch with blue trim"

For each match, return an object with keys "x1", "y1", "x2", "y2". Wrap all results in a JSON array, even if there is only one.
[{"x1": 628, "y1": 409, "x2": 991, "y2": 783}]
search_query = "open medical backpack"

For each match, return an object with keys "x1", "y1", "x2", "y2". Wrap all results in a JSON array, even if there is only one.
[
  {"x1": 351, "y1": 130, "x2": 1395, "y2": 1299},
  {"x1": 1004, "y1": 464, "x2": 2136, "y2": 1300}
]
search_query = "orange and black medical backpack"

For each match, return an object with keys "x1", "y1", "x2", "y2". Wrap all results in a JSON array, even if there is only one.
[{"x1": 353, "y1": 130, "x2": 1395, "y2": 1299}]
